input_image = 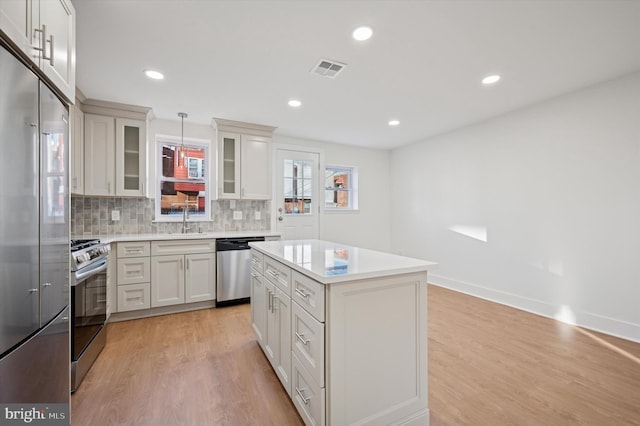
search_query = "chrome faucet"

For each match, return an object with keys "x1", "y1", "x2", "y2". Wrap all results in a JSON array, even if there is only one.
[{"x1": 182, "y1": 206, "x2": 190, "y2": 233}]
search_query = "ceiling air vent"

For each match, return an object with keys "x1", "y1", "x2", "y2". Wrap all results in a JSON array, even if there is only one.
[{"x1": 311, "y1": 59, "x2": 347, "y2": 78}]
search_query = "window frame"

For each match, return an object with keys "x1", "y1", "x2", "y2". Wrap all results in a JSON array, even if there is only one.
[
  {"x1": 155, "y1": 135, "x2": 211, "y2": 222},
  {"x1": 324, "y1": 164, "x2": 358, "y2": 212}
]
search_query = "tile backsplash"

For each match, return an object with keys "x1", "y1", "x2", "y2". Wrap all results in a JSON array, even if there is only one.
[{"x1": 71, "y1": 196, "x2": 272, "y2": 236}]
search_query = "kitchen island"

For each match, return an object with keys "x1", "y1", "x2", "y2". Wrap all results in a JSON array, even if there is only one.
[{"x1": 249, "y1": 239, "x2": 436, "y2": 426}]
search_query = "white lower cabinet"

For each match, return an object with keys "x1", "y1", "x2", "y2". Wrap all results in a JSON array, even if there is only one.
[
  {"x1": 117, "y1": 283, "x2": 151, "y2": 312},
  {"x1": 292, "y1": 352, "x2": 326, "y2": 426},
  {"x1": 291, "y1": 301, "x2": 324, "y2": 388},
  {"x1": 250, "y1": 248, "x2": 429, "y2": 426},
  {"x1": 151, "y1": 254, "x2": 185, "y2": 307},
  {"x1": 265, "y1": 282, "x2": 292, "y2": 396},
  {"x1": 250, "y1": 270, "x2": 267, "y2": 345},
  {"x1": 252, "y1": 255, "x2": 293, "y2": 397},
  {"x1": 150, "y1": 240, "x2": 216, "y2": 308},
  {"x1": 115, "y1": 241, "x2": 151, "y2": 312}
]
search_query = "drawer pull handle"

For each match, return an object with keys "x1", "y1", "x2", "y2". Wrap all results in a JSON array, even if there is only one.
[
  {"x1": 295, "y1": 387, "x2": 311, "y2": 405},
  {"x1": 267, "y1": 269, "x2": 279, "y2": 278},
  {"x1": 251, "y1": 272, "x2": 258, "y2": 278},
  {"x1": 295, "y1": 332, "x2": 309, "y2": 345},
  {"x1": 295, "y1": 288, "x2": 309, "y2": 299}
]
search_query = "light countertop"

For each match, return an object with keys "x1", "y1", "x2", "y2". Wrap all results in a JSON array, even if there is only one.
[
  {"x1": 249, "y1": 239, "x2": 436, "y2": 284},
  {"x1": 73, "y1": 230, "x2": 281, "y2": 245}
]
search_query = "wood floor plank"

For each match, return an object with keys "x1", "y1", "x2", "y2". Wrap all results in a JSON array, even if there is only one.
[{"x1": 72, "y1": 285, "x2": 640, "y2": 425}]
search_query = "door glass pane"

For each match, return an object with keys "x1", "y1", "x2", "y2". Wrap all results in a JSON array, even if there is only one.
[{"x1": 283, "y1": 158, "x2": 312, "y2": 215}]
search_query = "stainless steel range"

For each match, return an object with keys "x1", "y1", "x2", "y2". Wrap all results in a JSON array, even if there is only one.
[{"x1": 70, "y1": 239, "x2": 109, "y2": 392}]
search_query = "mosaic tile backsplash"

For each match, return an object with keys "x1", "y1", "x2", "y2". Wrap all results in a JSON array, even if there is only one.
[{"x1": 71, "y1": 196, "x2": 272, "y2": 236}]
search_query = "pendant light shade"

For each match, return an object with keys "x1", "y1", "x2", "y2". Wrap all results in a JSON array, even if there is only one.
[{"x1": 178, "y1": 112, "x2": 187, "y2": 168}]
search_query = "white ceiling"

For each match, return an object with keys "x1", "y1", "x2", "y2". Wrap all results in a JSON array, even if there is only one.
[{"x1": 74, "y1": 0, "x2": 640, "y2": 150}]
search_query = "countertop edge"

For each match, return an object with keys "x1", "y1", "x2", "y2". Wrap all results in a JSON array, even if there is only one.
[
  {"x1": 249, "y1": 240, "x2": 436, "y2": 285},
  {"x1": 74, "y1": 231, "x2": 281, "y2": 245}
]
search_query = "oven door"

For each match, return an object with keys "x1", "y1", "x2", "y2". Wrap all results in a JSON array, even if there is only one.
[{"x1": 71, "y1": 258, "x2": 107, "y2": 361}]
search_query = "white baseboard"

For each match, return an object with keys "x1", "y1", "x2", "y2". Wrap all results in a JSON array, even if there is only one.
[{"x1": 428, "y1": 274, "x2": 640, "y2": 344}]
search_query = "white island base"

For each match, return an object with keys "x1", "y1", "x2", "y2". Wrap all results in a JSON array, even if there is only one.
[{"x1": 249, "y1": 240, "x2": 435, "y2": 426}]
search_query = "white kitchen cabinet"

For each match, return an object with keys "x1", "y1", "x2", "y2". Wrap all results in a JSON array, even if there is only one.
[
  {"x1": 240, "y1": 134, "x2": 271, "y2": 199},
  {"x1": 83, "y1": 104, "x2": 148, "y2": 197},
  {"x1": 150, "y1": 240, "x2": 216, "y2": 308},
  {"x1": 0, "y1": 0, "x2": 75, "y2": 102},
  {"x1": 250, "y1": 242, "x2": 431, "y2": 426},
  {"x1": 151, "y1": 254, "x2": 185, "y2": 307},
  {"x1": 115, "y1": 118, "x2": 146, "y2": 196},
  {"x1": 250, "y1": 269, "x2": 266, "y2": 345},
  {"x1": 214, "y1": 119, "x2": 275, "y2": 200},
  {"x1": 0, "y1": 0, "x2": 32, "y2": 55},
  {"x1": 260, "y1": 283, "x2": 292, "y2": 396},
  {"x1": 292, "y1": 352, "x2": 325, "y2": 426},
  {"x1": 117, "y1": 283, "x2": 151, "y2": 312},
  {"x1": 252, "y1": 255, "x2": 292, "y2": 397},
  {"x1": 114, "y1": 241, "x2": 151, "y2": 313},
  {"x1": 70, "y1": 103, "x2": 84, "y2": 194},
  {"x1": 84, "y1": 114, "x2": 115, "y2": 196}
]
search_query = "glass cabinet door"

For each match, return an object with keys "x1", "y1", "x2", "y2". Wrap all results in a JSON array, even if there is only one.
[
  {"x1": 116, "y1": 118, "x2": 146, "y2": 196},
  {"x1": 218, "y1": 132, "x2": 240, "y2": 199}
]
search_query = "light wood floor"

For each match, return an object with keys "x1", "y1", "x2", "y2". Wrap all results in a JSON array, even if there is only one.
[{"x1": 71, "y1": 285, "x2": 640, "y2": 426}]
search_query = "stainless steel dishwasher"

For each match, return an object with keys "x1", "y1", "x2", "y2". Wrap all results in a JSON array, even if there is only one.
[{"x1": 216, "y1": 237, "x2": 265, "y2": 306}]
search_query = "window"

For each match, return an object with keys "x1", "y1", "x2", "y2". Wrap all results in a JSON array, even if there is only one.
[
  {"x1": 187, "y1": 157, "x2": 204, "y2": 179},
  {"x1": 156, "y1": 137, "x2": 210, "y2": 221},
  {"x1": 325, "y1": 165, "x2": 358, "y2": 210}
]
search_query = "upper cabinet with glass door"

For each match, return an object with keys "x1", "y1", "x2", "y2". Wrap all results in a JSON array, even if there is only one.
[
  {"x1": 82, "y1": 100, "x2": 150, "y2": 197},
  {"x1": 116, "y1": 118, "x2": 146, "y2": 196},
  {"x1": 214, "y1": 119, "x2": 276, "y2": 200}
]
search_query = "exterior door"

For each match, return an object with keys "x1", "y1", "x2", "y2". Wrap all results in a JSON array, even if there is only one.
[{"x1": 275, "y1": 149, "x2": 320, "y2": 240}]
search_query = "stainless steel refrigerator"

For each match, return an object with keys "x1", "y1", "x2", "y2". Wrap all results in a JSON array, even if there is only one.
[{"x1": 0, "y1": 41, "x2": 70, "y2": 405}]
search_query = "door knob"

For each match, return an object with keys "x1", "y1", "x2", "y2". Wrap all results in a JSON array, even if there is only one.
[{"x1": 278, "y1": 215, "x2": 284, "y2": 221}]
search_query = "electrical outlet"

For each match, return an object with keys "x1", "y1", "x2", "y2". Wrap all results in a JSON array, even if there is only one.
[
  {"x1": 233, "y1": 211, "x2": 242, "y2": 220},
  {"x1": 111, "y1": 210, "x2": 120, "y2": 221},
  {"x1": 255, "y1": 211, "x2": 261, "y2": 220}
]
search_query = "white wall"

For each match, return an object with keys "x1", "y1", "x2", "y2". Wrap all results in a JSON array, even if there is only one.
[
  {"x1": 390, "y1": 72, "x2": 640, "y2": 342},
  {"x1": 275, "y1": 135, "x2": 391, "y2": 252}
]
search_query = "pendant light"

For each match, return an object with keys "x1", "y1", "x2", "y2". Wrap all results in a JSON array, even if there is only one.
[{"x1": 178, "y1": 112, "x2": 187, "y2": 168}]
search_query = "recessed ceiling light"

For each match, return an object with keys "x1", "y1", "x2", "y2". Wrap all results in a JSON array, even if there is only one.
[
  {"x1": 144, "y1": 69, "x2": 164, "y2": 80},
  {"x1": 288, "y1": 99, "x2": 302, "y2": 108},
  {"x1": 352, "y1": 26, "x2": 373, "y2": 41},
  {"x1": 482, "y1": 75, "x2": 501, "y2": 85},
  {"x1": 388, "y1": 120, "x2": 400, "y2": 126}
]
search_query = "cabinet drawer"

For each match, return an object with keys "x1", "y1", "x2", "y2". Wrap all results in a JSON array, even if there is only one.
[
  {"x1": 117, "y1": 283, "x2": 150, "y2": 312},
  {"x1": 292, "y1": 271, "x2": 325, "y2": 322},
  {"x1": 264, "y1": 256, "x2": 291, "y2": 296},
  {"x1": 151, "y1": 239, "x2": 215, "y2": 256},
  {"x1": 117, "y1": 257, "x2": 151, "y2": 285},
  {"x1": 292, "y1": 352, "x2": 326, "y2": 426},
  {"x1": 116, "y1": 241, "x2": 151, "y2": 258},
  {"x1": 250, "y1": 250, "x2": 263, "y2": 275},
  {"x1": 292, "y1": 302, "x2": 325, "y2": 388}
]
